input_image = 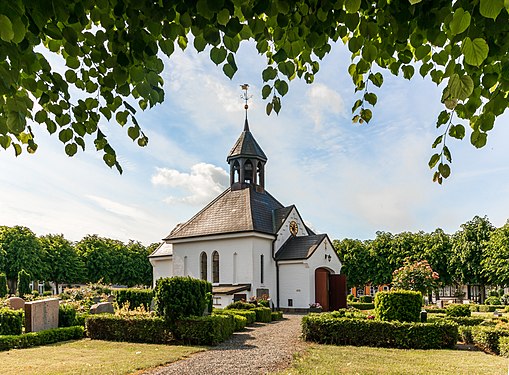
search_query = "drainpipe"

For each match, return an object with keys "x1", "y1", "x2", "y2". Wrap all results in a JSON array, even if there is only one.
[{"x1": 271, "y1": 236, "x2": 279, "y2": 309}]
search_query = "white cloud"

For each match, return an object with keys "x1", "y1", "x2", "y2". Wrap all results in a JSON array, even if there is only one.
[
  {"x1": 152, "y1": 163, "x2": 229, "y2": 205},
  {"x1": 87, "y1": 195, "x2": 152, "y2": 221},
  {"x1": 305, "y1": 83, "x2": 345, "y2": 129}
]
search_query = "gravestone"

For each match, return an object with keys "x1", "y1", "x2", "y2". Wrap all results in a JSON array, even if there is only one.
[
  {"x1": 7, "y1": 297, "x2": 25, "y2": 311},
  {"x1": 25, "y1": 298, "x2": 59, "y2": 332},
  {"x1": 89, "y1": 302, "x2": 114, "y2": 314}
]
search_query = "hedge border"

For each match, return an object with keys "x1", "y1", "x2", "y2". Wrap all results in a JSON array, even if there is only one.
[{"x1": 0, "y1": 326, "x2": 84, "y2": 351}]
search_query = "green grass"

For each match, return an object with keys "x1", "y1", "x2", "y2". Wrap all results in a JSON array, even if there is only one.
[
  {"x1": 281, "y1": 344, "x2": 509, "y2": 375},
  {"x1": 0, "y1": 339, "x2": 205, "y2": 375}
]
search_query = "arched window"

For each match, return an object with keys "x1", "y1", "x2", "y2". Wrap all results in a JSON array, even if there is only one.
[
  {"x1": 200, "y1": 252, "x2": 207, "y2": 280},
  {"x1": 212, "y1": 251, "x2": 219, "y2": 283},
  {"x1": 233, "y1": 161, "x2": 240, "y2": 183}
]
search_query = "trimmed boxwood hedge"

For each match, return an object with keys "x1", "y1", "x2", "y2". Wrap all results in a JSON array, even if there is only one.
[
  {"x1": 471, "y1": 305, "x2": 505, "y2": 313},
  {"x1": 302, "y1": 314, "x2": 458, "y2": 349},
  {"x1": 471, "y1": 326, "x2": 509, "y2": 354},
  {"x1": 213, "y1": 309, "x2": 256, "y2": 325},
  {"x1": 0, "y1": 326, "x2": 84, "y2": 351},
  {"x1": 175, "y1": 314, "x2": 235, "y2": 345},
  {"x1": 114, "y1": 288, "x2": 154, "y2": 310},
  {"x1": 271, "y1": 311, "x2": 284, "y2": 321},
  {"x1": 459, "y1": 326, "x2": 473, "y2": 344},
  {"x1": 375, "y1": 290, "x2": 422, "y2": 322},
  {"x1": 348, "y1": 302, "x2": 375, "y2": 310},
  {"x1": 499, "y1": 336, "x2": 509, "y2": 357},
  {"x1": 225, "y1": 301, "x2": 256, "y2": 310},
  {"x1": 253, "y1": 307, "x2": 272, "y2": 323},
  {"x1": 0, "y1": 308, "x2": 23, "y2": 335},
  {"x1": 59, "y1": 304, "x2": 77, "y2": 327},
  {"x1": 86, "y1": 315, "x2": 172, "y2": 344},
  {"x1": 446, "y1": 304, "x2": 471, "y2": 317},
  {"x1": 444, "y1": 316, "x2": 484, "y2": 326}
]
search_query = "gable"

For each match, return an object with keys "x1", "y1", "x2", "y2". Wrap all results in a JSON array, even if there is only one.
[{"x1": 274, "y1": 206, "x2": 310, "y2": 252}]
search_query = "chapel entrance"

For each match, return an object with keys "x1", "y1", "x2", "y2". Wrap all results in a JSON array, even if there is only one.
[{"x1": 315, "y1": 268, "x2": 330, "y2": 311}]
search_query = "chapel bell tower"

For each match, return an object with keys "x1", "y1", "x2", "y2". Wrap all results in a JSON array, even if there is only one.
[{"x1": 227, "y1": 84, "x2": 267, "y2": 192}]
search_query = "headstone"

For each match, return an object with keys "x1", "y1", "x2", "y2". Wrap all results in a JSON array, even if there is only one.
[
  {"x1": 89, "y1": 302, "x2": 114, "y2": 314},
  {"x1": 7, "y1": 297, "x2": 25, "y2": 311},
  {"x1": 24, "y1": 298, "x2": 59, "y2": 333}
]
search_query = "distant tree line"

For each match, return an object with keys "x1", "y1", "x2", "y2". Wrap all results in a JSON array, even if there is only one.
[
  {"x1": 334, "y1": 216, "x2": 509, "y2": 299},
  {"x1": 0, "y1": 226, "x2": 156, "y2": 294}
]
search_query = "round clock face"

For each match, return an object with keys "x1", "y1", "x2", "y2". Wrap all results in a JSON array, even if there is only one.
[{"x1": 289, "y1": 220, "x2": 298, "y2": 236}]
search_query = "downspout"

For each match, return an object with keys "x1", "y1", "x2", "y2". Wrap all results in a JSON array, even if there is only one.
[{"x1": 271, "y1": 236, "x2": 279, "y2": 309}]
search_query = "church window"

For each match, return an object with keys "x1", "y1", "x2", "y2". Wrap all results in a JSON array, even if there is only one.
[
  {"x1": 212, "y1": 251, "x2": 219, "y2": 283},
  {"x1": 260, "y1": 254, "x2": 264, "y2": 284},
  {"x1": 200, "y1": 252, "x2": 207, "y2": 280},
  {"x1": 233, "y1": 161, "x2": 240, "y2": 183}
]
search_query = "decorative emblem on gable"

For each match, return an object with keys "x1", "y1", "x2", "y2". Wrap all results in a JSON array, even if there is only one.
[{"x1": 289, "y1": 220, "x2": 298, "y2": 236}]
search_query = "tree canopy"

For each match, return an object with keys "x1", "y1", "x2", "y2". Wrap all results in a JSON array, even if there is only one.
[{"x1": 1, "y1": 0, "x2": 508, "y2": 180}]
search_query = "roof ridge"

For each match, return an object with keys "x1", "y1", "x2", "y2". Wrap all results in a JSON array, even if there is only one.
[{"x1": 164, "y1": 188, "x2": 232, "y2": 240}]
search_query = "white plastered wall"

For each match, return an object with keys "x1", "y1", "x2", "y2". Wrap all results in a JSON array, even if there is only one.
[{"x1": 150, "y1": 257, "x2": 173, "y2": 287}]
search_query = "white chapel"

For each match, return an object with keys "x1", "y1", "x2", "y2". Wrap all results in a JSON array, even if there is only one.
[{"x1": 149, "y1": 102, "x2": 345, "y2": 311}]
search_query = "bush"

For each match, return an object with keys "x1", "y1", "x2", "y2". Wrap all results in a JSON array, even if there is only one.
[
  {"x1": 328, "y1": 309, "x2": 367, "y2": 319},
  {"x1": 359, "y1": 295, "x2": 373, "y2": 303},
  {"x1": 155, "y1": 276, "x2": 211, "y2": 323},
  {"x1": 471, "y1": 326, "x2": 509, "y2": 354},
  {"x1": 446, "y1": 304, "x2": 471, "y2": 317},
  {"x1": 86, "y1": 315, "x2": 172, "y2": 344},
  {"x1": 444, "y1": 316, "x2": 484, "y2": 326},
  {"x1": 477, "y1": 305, "x2": 504, "y2": 312},
  {"x1": 485, "y1": 296, "x2": 502, "y2": 305},
  {"x1": 42, "y1": 291, "x2": 52, "y2": 296},
  {"x1": 489, "y1": 290, "x2": 499, "y2": 297},
  {"x1": 17, "y1": 269, "x2": 31, "y2": 297},
  {"x1": 114, "y1": 288, "x2": 154, "y2": 310},
  {"x1": 302, "y1": 314, "x2": 458, "y2": 349},
  {"x1": 348, "y1": 302, "x2": 375, "y2": 310},
  {"x1": 374, "y1": 290, "x2": 422, "y2": 322},
  {"x1": 59, "y1": 304, "x2": 77, "y2": 327},
  {"x1": 499, "y1": 336, "x2": 509, "y2": 357},
  {"x1": 253, "y1": 307, "x2": 272, "y2": 323},
  {"x1": 214, "y1": 309, "x2": 256, "y2": 325},
  {"x1": 271, "y1": 311, "x2": 284, "y2": 321},
  {"x1": 425, "y1": 308, "x2": 446, "y2": 314},
  {"x1": 0, "y1": 326, "x2": 84, "y2": 352},
  {"x1": 175, "y1": 314, "x2": 235, "y2": 345},
  {"x1": 459, "y1": 326, "x2": 473, "y2": 344},
  {"x1": 347, "y1": 294, "x2": 355, "y2": 301},
  {"x1": 258, "y1": 299, "x2": 269, "y2": 307},
  {"x1": 0, "y1": 273, "x2": 7, "y2": 297},
  {"x1": 225, "y1": 301, "x2": 256, "y2": 310},
  {"x1": 74, "y1": 312, "x2": 89, "y2": 327},
  {"x1": 0, "y1": 308, "x2": 23, "y2": 335},
  {"x1": 232, "y1": 315, "x2": 247, "y2": 331}
]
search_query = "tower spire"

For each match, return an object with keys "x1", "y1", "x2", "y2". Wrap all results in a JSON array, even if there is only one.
[{"x1": 241, "y1": 83, "x2": 251, "y2": 131}]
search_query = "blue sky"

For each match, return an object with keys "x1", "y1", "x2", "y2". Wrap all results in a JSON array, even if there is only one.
[{"x1": 1, "y1": 41, "x2": 509, "y2": 244}]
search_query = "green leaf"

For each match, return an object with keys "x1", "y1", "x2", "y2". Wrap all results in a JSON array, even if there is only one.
[
  {"x1": 266, "y1": 102, "x2": 273, "y2": 116},
  {"x1": 262, "y1": 67, "x2": 277, "y2": 81},
  {"x1": 480, "y1": 0, "x2": 504, "y2": 20},
  {"x1": 274, "y1": 79, "x2": 288, "y2": 96},
  {"x1": 66, "y1": 56, "x2": 80, "y2": 69},
  {"x1": 449, "y1": 124, "x2": 466, "y2": 140},
  {"x1": 116, "y1": 111, "x2": 129, "y2": 126},
  {"x1": 429, "y1": 153, "x2": 440, "y2": 168},
  {"x1": 222, "y1": 63, "x2": 236, "y2": 79},
  {"x1": 262, "y1": 85, "x2": 272, "y2": 99},
  {"x1": 345, "y1": 0, "x2": 361, "y2": 13},
  {"x1": 479, "y1": 113, "x2": 495, "y2": 131},
  {"x1": 217, "y1": 9, "x2": 230, "y2": 25},
  {"x1": 462, "y1": 37, "x2": 489, "y2": 67},
  {"x1": 432, "y1": 135, "x2": 443, "y2": 148},
  {"x1": 470, "y1": 130, "x2": 487, "y2": 148},
  {"x1": 193, "y1": 34, "x2": 207, "y2": 52},
  {"x1": 127, "y1": 126, "x2": 139, "y2": 141},
  {"x1": 210, "y1": 47, "x2": 227, "y2": 65},
  {"x1": 364, "y1": 92, "x2": 377, "y2": 106},
  {"x1": 438, "y1": 163, "x2": 450, "y2": 178},
  {"x1": 448, "y1": 74, "x2": 474, "y2": 101},
  {"x1": 65, "y1": 143, "x2": 78, "y2": 156},
  {"x1": 13, "y1": 143, "x2": 21, "y2": 156},
  {"x1": 58, "y1": 129, "x2": 73, "y2": 143},
  {"x1": 415, "y1": 45, "x2": 431, "y2": 60},
  {"x1": 0, "y1": 15, "x2": 14, "y2": 42},
  {"x1": 443, "y1": 146, "x2": 451, "y2": 163},
  {"x1": 360, "y1": 108, "x2": 372, "y2": 123},
  {"x1": 362, "y1": 44, "x2": 378, "y2": 62},
  {"x1": 449, "y1": 8, "x2": 471, "y2": 35},
  {"x1": 34, "y1": 111, "x2": 47, "y2": 124},
  {"x1": 11, "y1": 17, "x2": 26, "y2": 44},
  {"x1": 7, "y1": 111, "x2": 25, "y2": 133}
]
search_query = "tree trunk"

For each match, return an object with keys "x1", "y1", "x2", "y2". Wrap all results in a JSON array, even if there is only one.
[
  {"x1": 480, "y1": 285, "x2": 486, "y2": 304},
  {"x1": 55, "y1": 282, "x2": 59, "y2": 295},
  {"x1": 7, "y1": 278, "x2": 16, "y2": 295}
]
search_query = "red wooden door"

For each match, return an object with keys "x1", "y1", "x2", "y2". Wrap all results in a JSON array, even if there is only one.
[
  {"x1": 329, "y1": 274, "x2": 347, "y2": 310},
  {"x1": 315, "y1": 268, "x2": 330, "y2": 311}
]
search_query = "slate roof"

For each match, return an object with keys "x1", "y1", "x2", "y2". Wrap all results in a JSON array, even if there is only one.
[
  {"x1": 165, "y1": 186, "x2": 284, "y2": 240},
  {"x1": 227, "y1": 119, "x2": 267, "y2": 162},
  {"x1": 148, "y1": 242, "x2": 173, "y2": 258},
  {"x1": 273, "y1": 206, "x2": 294, "y2": 232},
  {"x1": 275, "y1": 234, "x2": 327, "y2": 261}
]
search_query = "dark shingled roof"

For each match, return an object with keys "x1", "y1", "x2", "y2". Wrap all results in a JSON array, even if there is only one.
[
  {"x1": 273, "y1": 206, "x2": 294, "y2": 232},
  {"x1": 227, "y1": 120, "x2": 267, "y2": 162},
  {"x1": 275, "y1": 234, "x2": 327, "y2": 260},
  {"x1": 165, "y1": 186, "x2": 284, "y2": 240}
]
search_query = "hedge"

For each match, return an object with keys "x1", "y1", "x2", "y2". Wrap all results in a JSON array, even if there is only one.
[
  {"x1": 359, "y1": 295, "x2": 373, "y2": 303},
  {"x1": 17, "y1": 269, "x2": 31, "y2": 297},
  {"x1": 446, "y1": 304, "x2": 471, "y2": 317},
  {"x1": 471, "y1": 326, "x2": 509, "y2": 354},
  {"x1": 86, "y1": 315, "x2": 172, "y2": 344},
  {"x1": 348, "y1": 302, "x2": 375, "y2": 310},
  {"x1": 0, "y1": 273, "x2": 7, "y2": 297},
  {"x1": 271, "y1": 311, "x2": 284, "y2": 321},
  {"x1": 253, "y1": 307, "x2": 272, "y2": 323},
  {"x1": 0, "y1": 308, "x2": 23, "y2": 335},
  {"x1": 458, "y1": 326, "x2": 473, "y2": 344},
  {"x1": 232, "y1": 315, "x2": 247, "y2": 331},
  {"x1": 302, "y1": 314, "x2": 458, "y2": 349},
  {"x1": 114, "y1": 288, "x2": 154, "y2": 310},
  {"x1": 374, "y1": 290, "x2": 422, "y2": 322},
  {"x1": 225, "y1": 301, "x2": 256, "y2": 310},
  {"x1": 0, "y1": 326, "x2": 84, "y2": 352},
  {"x1": 443, "y1": 316, "x2": 484, "y2": 326},
  {"x1": 214, "y1": 309, "x2": 256, "y2": 325},
  {"x1": 59, "y1": 304, "x2": 77, "y2": 327},
  {"x1": 471, "y1": 305, "x2": 505, "y2": 313},
  {"x1": 175, "y1": 314, "x2": 235, "y2": 345},
  {"x1": 499, "y1": 336, "x2": 509, "y2": 357},
  {"x1": 424, "y1": 308, "x2": 447, "y2": 314},
  {"x1": 155, "y1": 277, "x2": 211, "y2": 323}
]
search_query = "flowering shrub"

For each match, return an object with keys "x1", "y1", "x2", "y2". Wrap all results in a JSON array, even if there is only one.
[
  {"x1": 392, "y1": 258, "x2": 440, "y2": 296},
  {"x1": 309, "y1": 302, "x2": 322, "y2": 309}
]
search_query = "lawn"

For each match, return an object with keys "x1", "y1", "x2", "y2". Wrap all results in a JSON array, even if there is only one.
[
  {"x1": 0, "y1": 339, "x2": 205, "y2": 375},
  {"x1": 281, "y1": 344, "x2": 509, "y2": 375}
]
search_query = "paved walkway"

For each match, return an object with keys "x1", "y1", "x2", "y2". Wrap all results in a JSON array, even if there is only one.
[{"x1": 144, "y1": 314, "x2": 305, "y2": 375}]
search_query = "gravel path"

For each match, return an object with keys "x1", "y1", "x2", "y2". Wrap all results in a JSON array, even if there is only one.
[{"x1": 144, "y1": 314, "x2": 306, "y2": 375}]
